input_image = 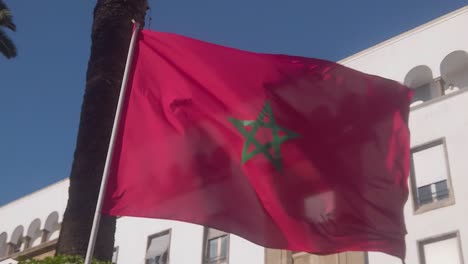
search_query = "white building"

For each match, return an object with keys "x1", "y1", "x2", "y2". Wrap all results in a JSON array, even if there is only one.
[
  {"x1": 1, "y1": 5, "x2": 468, "y2": 264},
  {"x1": 341, "y1": 5, "x2": 468, "y2": 264}
]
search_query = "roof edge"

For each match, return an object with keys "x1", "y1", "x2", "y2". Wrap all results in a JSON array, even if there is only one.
[
  {"x1": 339, "y1": 5, "x2": 468, "y2": 64},
  {"x1": 0, "y1": 178, "x2": 69, "y2": 210}
]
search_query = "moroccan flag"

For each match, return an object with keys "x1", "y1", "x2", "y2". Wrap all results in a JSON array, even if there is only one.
[{"x1": 103, "y1": 29, "x2": 412, "y2": 259}]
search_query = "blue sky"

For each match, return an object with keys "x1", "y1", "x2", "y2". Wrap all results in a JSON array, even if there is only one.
[{"x1": 0, "y1": 0, "x2": 466, "y2": 206}]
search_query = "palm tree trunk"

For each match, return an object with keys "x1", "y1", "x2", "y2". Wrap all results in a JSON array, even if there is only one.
[{"x1": 56, "y1": 0, "x2": 147, "y2": 260}]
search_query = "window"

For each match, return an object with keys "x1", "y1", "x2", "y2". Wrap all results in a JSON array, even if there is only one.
[
  {"x1": 22, "y1": 237, "x2": 31, "y2": 250},
  {"x1": 112, "y1": 246, "x2": 119, "y2": 264},
  {"x1": 145, "y1": 230, "x2": 171, "y2": 264},
  {"x1": 12, "y1": 240, "x2": 22, "y2": 254},
  {"x1": 291, "y1": 252, "x2": 312, "y2": 264},
  {"x1": 440, "y1": 50, "x2": 468, "y2": 94},
  {"x1": 0, "y1": 232, "x2": 7, "y2": 259},
  {"x1": 204, "y1": 228, "x2": 229, "y2": 264},
  {"x1": 410, "y1": 78, "x2": 445, "y2": 106},
  {"x1": 41, "y1": 230, "x2": 49, "y2": 243},
  {"x1": 418, "y1": 232, "x2": 463, "y2": 264},
  {"x1": 410, "y1": 139, "x2": 454, "y2": 212},
  {"x1": 207, "y1": 236, "x2": 228, "y2": 263}
]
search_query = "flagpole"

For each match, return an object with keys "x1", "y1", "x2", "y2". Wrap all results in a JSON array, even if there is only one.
[{"x1": 84, "y1": 20, "x2": 140, "y2": 264}]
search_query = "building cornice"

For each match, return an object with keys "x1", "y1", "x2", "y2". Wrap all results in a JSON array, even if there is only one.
[
  {"x1": 339, "y1": 5, "x2": 468, "y2": 65},
  {"x1": 0, "y1": 239, "x2": 57, "y2": 262},
  {"x1": 0, "y1": 178, "x2": 69, "y2": 210}
]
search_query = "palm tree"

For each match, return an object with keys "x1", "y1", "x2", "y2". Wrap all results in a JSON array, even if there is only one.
[
  {"x1": 0, "y1": 0, "x2": 16, "y2": 59},
  {"x1": 56, "y1": 0, "x2": 148, "y2": 261}
]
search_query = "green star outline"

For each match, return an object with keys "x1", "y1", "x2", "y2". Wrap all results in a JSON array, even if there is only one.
[{"x1": 229, "y1": 101, "x2": 300, "y2": 172}]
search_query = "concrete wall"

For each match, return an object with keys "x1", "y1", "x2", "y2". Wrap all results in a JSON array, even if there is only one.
[
  {"x1": 114, "y1": 217, "x2": 204, "y2": 264},
  {"x1": 0, "y1": 179, "x2": 264, "y2": 264},
  {"x1": 361, "y1": 90, "x2": 468, "y2": 264},
  {"x1": 340, "y1": 5, "x2": 468, "y2": 264},
  {"x1": 340, "y1": 6, "x2": 468, "y2": 83},
  {"x1": 229, "y1": 236, "x2": 264, "y2": 264},
  {"x1": 264, "y1": 249, "x2": 366, "y2": 264},
  {"x1": 114, "y1": 216, "x2": 264, "y2": 264},
  {"x1": 0, "y1": 179, "x2": 68, "y2": 260}
]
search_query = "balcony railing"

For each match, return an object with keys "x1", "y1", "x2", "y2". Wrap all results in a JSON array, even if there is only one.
[
  {"x1": 417, "y1": 180, "x2": 449, "y2": 206},
  {"x1": 410, "y1": 77, "x2": 467, "y2": 107}
]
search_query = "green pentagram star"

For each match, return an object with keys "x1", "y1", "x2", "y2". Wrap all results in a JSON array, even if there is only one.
[{"x1": 229, "y1": 101, "x2": 300, "y2": 172}]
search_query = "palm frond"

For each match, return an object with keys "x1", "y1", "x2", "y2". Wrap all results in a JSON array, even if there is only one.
[
  {"x1": 0, "y1": 1, "x2": 7, "y2": 11},
  {"x1": 0, "y1": 1, "x2": 15, "y2": 31},
  {"x1": 0, "y1": 28, "x2": 17, "y2": 58}
]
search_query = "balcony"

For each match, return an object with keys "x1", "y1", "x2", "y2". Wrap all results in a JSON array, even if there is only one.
[{"x1": 417, "y1": 180, "x2": 449, "y2": 207}]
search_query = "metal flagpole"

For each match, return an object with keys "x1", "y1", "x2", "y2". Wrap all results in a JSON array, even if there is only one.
[{"x1": 84, "y1": 20, "x2": 140, "y2": 264}]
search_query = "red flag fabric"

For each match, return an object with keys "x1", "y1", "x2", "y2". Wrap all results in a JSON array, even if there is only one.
[{"x1": 103, "y1": 29, "x2": 412, "y2": 259}]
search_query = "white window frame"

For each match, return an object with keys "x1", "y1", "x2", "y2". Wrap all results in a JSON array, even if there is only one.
[
  {"x1": 145, "y1": 229, "x2": 171, "y2": 264},
  {"x1": 410, "y1": 138, "x2": 455, "y2": 214},
  {"x1": 203, "y1": 228, "x2": 229, "y2": 264},
  {"x1": 418, "y1": 231, "x2": 464, "y2": 264},
  {"x1": 112, "y1": 246, "x2": 119, "y2": 264}
]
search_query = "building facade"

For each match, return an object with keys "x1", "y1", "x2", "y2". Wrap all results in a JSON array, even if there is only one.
[
  {"x1": 1, "y1": 5, "x2": 468, "y2": 264},
  {"x1": 341, "y1": 5, "x2": 468, "y2": 264}
]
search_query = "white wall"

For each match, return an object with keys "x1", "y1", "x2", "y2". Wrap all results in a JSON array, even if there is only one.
[
  {"x1": 115, "y1": 218, "x2": 204, "y2": 264},
  {"x1": 366, "y1": 91, "x2": 468, "y2": 263},
  {"x1": 0, "y1": 179, "x2": 68, "y2": 250},
  {"x1": 402, "y1": 90, "x2": 468, "y2": 264},
  {"x1": 114, "y1": 217, "x2": 265, "y2": 264},
  {"x1": 340, "y1": 5, "x2": 468, "y2": 264},
  {"x1": 229, "y1": 236, "x2": 264, "y2": 264},
  {"x1": 0, "y1": 178, "x2": 265, "y2": 263},
  {"x1": 340, "y1": 6, "x2": 468, "y2": 83},
  {"x1": 0, "y1": 258, "x2": 17, "y2": 264}
]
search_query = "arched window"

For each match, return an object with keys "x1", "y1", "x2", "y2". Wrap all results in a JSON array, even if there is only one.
[
  {"x1": 404, "y1": 65, "x2": 441, "y2": 106},
  {"x1": 26, "y1": 218, "x2": 42, "y2": 249},
  {"x1": 440, "y1": 50, "x2": 468, "y2": 94},
  {"x1": 9, "y1": 225, "x2": 24, "y2": 254},
  {"x1": 0, "y1": 232, "x2": 8, "y2": 258},
  {"x1": 43, "y1": 212, "x2": 60, "y2": 242}
]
